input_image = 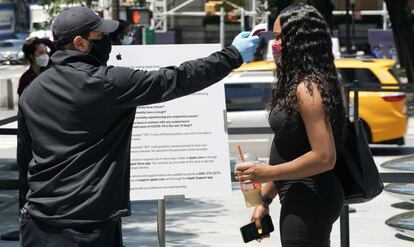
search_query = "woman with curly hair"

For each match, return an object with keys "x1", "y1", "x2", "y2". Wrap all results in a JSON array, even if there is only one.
[{"x1": 236, "y1": 4, "x2": 345, "y2": 247}]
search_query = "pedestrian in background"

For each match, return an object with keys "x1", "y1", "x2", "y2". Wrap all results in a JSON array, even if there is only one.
[
  {"x1": 236, "y1": 4, "x2": 345, "y2": 247},
  {"x1": 18, "y1": 6, "x2": 259, "y2": 247},
  {"x1": 17, "y1": 37, "x2": 56, "y2": 96},
  {"x1": 109, "y1": 19, "x2": 134, "y2": 45}
]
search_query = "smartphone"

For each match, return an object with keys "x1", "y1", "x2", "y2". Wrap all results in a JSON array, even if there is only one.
[{"x1": 240, "y1": 214, "x2": 274, "y2": 243}]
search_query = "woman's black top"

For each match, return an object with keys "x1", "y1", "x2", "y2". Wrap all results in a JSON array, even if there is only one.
[{"x1": 268, "y1": 104, "x2": 335, "y2": 202}]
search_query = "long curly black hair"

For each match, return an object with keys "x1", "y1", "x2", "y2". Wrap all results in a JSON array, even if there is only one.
[{"x1": 270, "y1": 4, "x2": 346, "y2": 146}]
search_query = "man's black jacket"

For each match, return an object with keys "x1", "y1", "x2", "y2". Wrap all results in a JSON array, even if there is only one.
[{"x1": 17, "y1": 47, "x2": 242, "y2": 226}]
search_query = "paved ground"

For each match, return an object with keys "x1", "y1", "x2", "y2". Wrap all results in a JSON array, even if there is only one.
[
  {"x1": 0, "y1": 65, "x2": 26, "y2": 80},
  {"x1": 0, "y1": 182, "x2": 412, "y2": 247},
  {"x1": 0, "y1": 113, "x2": 414, "y2": 246}
]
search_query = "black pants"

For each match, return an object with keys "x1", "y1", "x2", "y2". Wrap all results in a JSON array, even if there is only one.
[
  {"x1": 279, "y1": 175, "x2": 344, "y2": 247},
  {"x1": 20, "y1": 214, "x2": 123, "y2": 247}
]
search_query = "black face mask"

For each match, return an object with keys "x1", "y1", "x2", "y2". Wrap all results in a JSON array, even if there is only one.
[{"x1": 88, "y1": 34, "x2": 112, "y2": 65}]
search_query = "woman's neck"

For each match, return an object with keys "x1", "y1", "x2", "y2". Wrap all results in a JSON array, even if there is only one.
[{"x1": 31, "y1": 64, "x2": 41, "y2": 74}]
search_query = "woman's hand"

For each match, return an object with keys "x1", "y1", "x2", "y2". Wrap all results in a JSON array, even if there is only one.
[
  {"x1": 252, "y1": 204, "x2": 271, "y2": 242},
  {"x1": 235, "y1": 163, "x2": 273, "y2": 184}
]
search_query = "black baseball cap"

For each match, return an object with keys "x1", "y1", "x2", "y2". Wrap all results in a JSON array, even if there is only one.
[{"x1": 52, "y1": 6, "x2": 119, "y2": 45}]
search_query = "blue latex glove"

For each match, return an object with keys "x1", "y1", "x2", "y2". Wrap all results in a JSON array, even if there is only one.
[{"x1": 231, "y1": 31, "x2": 260, "y2": 63}]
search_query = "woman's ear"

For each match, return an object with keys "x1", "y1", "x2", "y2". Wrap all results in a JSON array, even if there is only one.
[{"x1": 29, "y1": 54, "x2": 35, "y2": 64}]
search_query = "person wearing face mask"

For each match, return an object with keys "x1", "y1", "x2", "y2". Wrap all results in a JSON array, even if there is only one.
[
  {"x1": 109, "y1": 19, "x2": 133, "y2": 45},
  {"x1": 17, "y1": 37, "x2": 56, "y2": 96},
  {"x1": 3, "y1": 37, "x2": 57, "y2": 242},
  {"x1": 17, "y1": 6, "x2": 259, "y2": 246},
  {"x1": 236, "y1": 4, "x2": 345, "y2": 247}
]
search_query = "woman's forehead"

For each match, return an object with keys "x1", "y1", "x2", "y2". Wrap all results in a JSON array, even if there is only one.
[{"x1": 273, "y1": 18, "x2": 281, "y2": 32}]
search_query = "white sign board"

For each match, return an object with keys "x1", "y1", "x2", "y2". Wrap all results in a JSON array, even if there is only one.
[{"x1": 108, "y1": 44, "x2": 232, "y2": 201}]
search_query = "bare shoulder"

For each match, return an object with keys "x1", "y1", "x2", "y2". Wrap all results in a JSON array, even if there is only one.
[{"x1": 296, "y1": 80, "x2": 323, "y2": 109}]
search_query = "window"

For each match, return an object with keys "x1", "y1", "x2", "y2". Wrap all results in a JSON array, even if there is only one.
[
  {"x1": 338, "y1": 68, "x2": 380, "y2": 85},
  {"x1": 225, "y1": 83, "x2": 272, "y2": 112},
  {"x1": 388, "y1": 65, "x2": 401, "y2": 83}
]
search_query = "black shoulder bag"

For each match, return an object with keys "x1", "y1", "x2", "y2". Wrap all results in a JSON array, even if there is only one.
[{"x1": 334, "y1": 119, "x2": 384, "y2": 204}]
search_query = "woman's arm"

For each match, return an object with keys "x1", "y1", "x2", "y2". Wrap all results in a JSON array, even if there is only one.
[
  {"x1": 236, "y1": 81, "x2": 336, "y2": 183},
  {"x1": 262, "y1": 181, "x2": 277, "y2": 199},
  {"x1": 41, "y1": 38, "x2": 57, "y2": 55}
]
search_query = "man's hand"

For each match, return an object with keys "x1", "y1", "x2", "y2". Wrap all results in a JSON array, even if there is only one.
[{"x1": 231, "y1": 32, "x2": 260, "y2": 63}]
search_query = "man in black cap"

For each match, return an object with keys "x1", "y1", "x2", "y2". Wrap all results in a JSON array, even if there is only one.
[{"x1": 17, "y1": 6, "x2": 259, "y2": 247}]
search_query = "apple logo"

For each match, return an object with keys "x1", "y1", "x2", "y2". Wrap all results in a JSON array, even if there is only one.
[{"x1": 116, "y1": 53, "x2": 122, "y2": 60}]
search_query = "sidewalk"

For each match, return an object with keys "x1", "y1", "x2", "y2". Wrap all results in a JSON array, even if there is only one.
[{"x1": 0, "y1": 182, "x2": 412, "y2": 247}]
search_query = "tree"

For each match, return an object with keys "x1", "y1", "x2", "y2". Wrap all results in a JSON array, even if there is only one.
[
  {"x1": 39, "y1": 0, "x2": 85, "y2": 22},
  {"x1": 306, "y1": 0, "x2": 335, "y2": 31},
  {"x1": 38, "y1": 0, "x2": 119, "y2": 21},
  {"x1": 385, "y1": 0, "x2": 414, "y2": 84},
  {"x1": 266, "y1": 0, "x2": 296, "y2": 30}
]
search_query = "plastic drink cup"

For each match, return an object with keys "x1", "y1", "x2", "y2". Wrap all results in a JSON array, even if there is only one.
[{"x1": 236, "y1": 152, "x2": 262, "y2": 208}]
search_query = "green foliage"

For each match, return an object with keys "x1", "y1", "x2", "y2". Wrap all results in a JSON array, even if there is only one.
[
  {"x1": 266, "y1": 0, "x2": 278, "y2": 16},
  {"x1": 266, "y1": 0, "x2": 309, "y2": 17},
  {"x1": 39, "y1": 0, "x2": 85, "y2": 22},
  {"x1": 138, "y1": 0, "x2": 146, "y2": 7}
]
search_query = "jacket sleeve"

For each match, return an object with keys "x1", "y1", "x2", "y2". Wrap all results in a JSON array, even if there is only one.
[
  {"x1": 105, "y1": 46, "x2": 243, "y2": 107},
  {"x1": 17, "y1": 108, "x2": 33, "y2": 209}
]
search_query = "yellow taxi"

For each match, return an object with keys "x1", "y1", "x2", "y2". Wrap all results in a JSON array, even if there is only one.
[{"x1": 233, "y1": 59, "x2": 408, "y2": 145}]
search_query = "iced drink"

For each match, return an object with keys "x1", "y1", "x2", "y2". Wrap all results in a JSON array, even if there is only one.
[
  {"x1": 235, "y1": 152, "x2": 263, "y2": 208},
  {"x1": 241, "y1": 182, "x2": 262, "y2": 207}
]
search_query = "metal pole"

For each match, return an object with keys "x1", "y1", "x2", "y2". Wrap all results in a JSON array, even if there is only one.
[
  {"x1": 340, "y1": 205, "x2": 350, "y2": 247},
  {"x1": 346, "y1": 85, "x2": 351, "y2": 119},
  {"x1": 7, "y1": 79, "x2": 13, "y2": 110},
  {"x1": 163, "y1": 0, "x2": 168, "y2": 32},
  {"x1": 354, "y1": 80, "x2": 359, "y2": 119},
  {"x1": 340, "y1": 81, "x2": 359, "y2": 247},
  {"x1": 142, "y1": 27, "x2": 147, "y2": 45},
  {"x1": 220, "y1": 7, "x2": 225, "y2": 49},
  {"x1": 345, "y1": 0, "x2": 351, "y2": 54},
  {"x1": 382, "y1": 1, "x2": 387, "y2": 30},
  {"x1": 157, "y1": 199, "x2": 166, "y2": 247},
  {"x1": 241, "y1": 8, "x2": 245, "y2": 32},
  {"x1": 351, "y1": 3, "x2": 355, "y2": 47},
  {"x1": 251, "y1": 0, "x2": 256, "y2": 26}
]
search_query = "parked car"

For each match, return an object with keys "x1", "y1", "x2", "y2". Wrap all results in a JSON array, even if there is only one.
[
  {"x1": 336, "y1": 58, "x2": 407, "y2": 145},
  {"x1": 224, "y1": 68, "x2": 274, "y2": 158},
  {"x1": 0, "y1": 39, "x2": 25, "y2": 64},
  {"x1": 225, "y1": 59, "x2": 408, "y2": 158}
]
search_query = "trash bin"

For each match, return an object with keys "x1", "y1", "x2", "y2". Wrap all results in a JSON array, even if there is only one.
[{"x1": 144, "y1": 27, "x2": 155, "y2": 45}]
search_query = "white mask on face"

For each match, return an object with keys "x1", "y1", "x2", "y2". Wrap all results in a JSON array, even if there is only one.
[
  {"x1": 121, "y1": 35, "x2": 133, "y2": 45},
  {"x1": 35, "y1": 54, "x2": 49, "y2": 67}
]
